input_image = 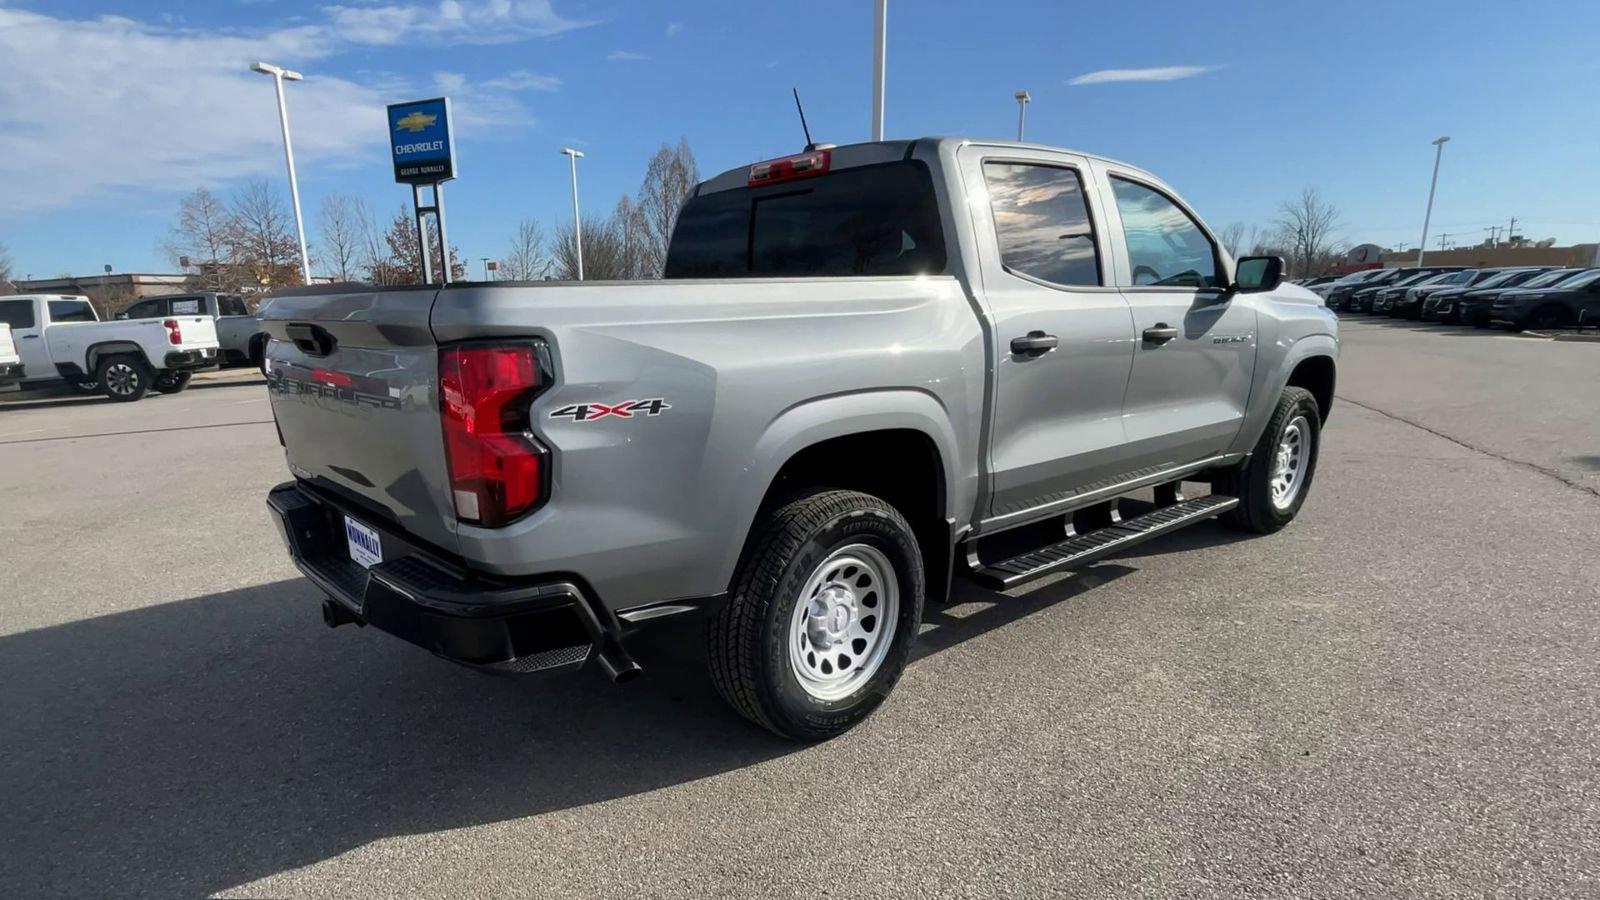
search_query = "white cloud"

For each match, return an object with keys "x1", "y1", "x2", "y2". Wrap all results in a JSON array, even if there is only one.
[
  {"x1": 0, "y1": 8, "x2": 569, "y2": 217},
  {"x1": 1067, "y1": 65, "x2": 1217, "y2": 86},
  {"x1": 607, "y1": 50, "x2": 649, "y2": 61},
  {"x1": 665, "y1": 22, "x2": 682, "y2": 38},
  {"x1": 323, "y1": 0, "x2": 592, "y2": 46}
]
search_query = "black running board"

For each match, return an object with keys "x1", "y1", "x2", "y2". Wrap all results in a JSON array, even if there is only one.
[{"x1": 970, "y1": 495, "x2": 1239, "y2": 589}]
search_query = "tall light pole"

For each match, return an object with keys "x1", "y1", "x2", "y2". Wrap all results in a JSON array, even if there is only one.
[
  {"x1": 871, "y1": 0, "x2": 887, "y2": 141},
  {"x1": 250, "y1": 62, "x2": 312, "y2": 286},
  {"x1": 561, "y1": 148, "x2": 585, "y2": 280},
  {"x1": 1415, "y1": 135, "x2": 1450, "y2": 267},
  {"x1": 1014, "y1": 90, "x2": 1031, "y2": 141}
]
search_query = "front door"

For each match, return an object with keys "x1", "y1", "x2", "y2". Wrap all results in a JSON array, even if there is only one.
[
  {"x1": 957, "y1": 146, "x2": 1137, "y2": 530},
  {"x1": 0, "y1": 298, "x2": 51, "y2": 382},
  {"x1": 1095, "y1": 167, "x2": 1259, "y2": 471}
]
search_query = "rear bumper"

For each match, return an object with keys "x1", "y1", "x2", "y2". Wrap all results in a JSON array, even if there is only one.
[
  {"x1": 165, "y1": 348, "x2": 220, "y2": 370},
  {"x1": 266, "y1": 481, "x2": 641, "y2": 680}
]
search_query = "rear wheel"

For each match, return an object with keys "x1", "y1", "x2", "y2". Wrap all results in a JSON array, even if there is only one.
[
  {"x1": 708, "y1": 489, "x2": 924, "y2": 741},
  {"x1": 152, "y1": 371, "x2": 193, "y2": 394},
  {"x1": 1214, "y1": 386, "x2": 1321, "y2": 534},
  {"x1": 96, "y1": 355, "x2": 152, "y2": 402}
]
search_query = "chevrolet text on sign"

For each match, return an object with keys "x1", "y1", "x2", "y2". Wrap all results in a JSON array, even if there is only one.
[{"x1": 386, "y1": 97, "x2": 456, "y2": 184}]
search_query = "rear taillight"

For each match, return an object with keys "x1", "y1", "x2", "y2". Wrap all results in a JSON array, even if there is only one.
[
  {"x1": 163, "y1": 319, "x2": 182, "y2": 345},
  {"x1": 439, "y1": 343, "x2": 551, "y2": 527},
  {"x1": 748, "y1": 149, "x2": 830, "y2": 186}
]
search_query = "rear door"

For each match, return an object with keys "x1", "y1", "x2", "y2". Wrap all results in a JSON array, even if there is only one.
[
  {"x1": 261, "y1": 287, "x2": 459, "y2": 553},
  {"x1": 956, "y1": 145, "x2": 1137, "y2": 529},
  {"x1": 1094, "y1": 165, "x2": 1258, "y2": 472}
]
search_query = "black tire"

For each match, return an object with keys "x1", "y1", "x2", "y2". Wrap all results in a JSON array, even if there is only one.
[
  {"x1": 96, "y1": 354, "x2": 152, "y2": 402},
  {"x1": 1213, "y1": 386, "x2": 1321, "y2": 534},
  {"x1": 708, "y1": 489, "x2": 924, "y2": 741},
  {"x1": 250, "y1": 334, "x2": 269, "y2": 376},
  {"x1": 152, "y1": 371, "x2": 193, "y2": 394}
]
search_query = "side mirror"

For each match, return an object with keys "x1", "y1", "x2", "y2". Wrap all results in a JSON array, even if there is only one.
[{"x1": 1234, "y1": 256, "x2": 1284, "y2": 293}]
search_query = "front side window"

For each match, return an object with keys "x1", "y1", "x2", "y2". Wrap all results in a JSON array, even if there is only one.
[
  {"x1": 219, "y1": 295, "x2": 249, "y2": 316},
  {"x1": 0, "y1": 299, "x2": 36, "y2": 330},
  {"x1": 983, "y1": 162, "x2": 1101, "y2": 287},
  {"x1": 122, "y1": 300, "x2": 159, "y2": 319},
  {"x1": 1110, "y1": 177, "x2": 1222, "y2": 288},
  {"x1": 48, "y1": 300, "x2": 96, "y2": 322}
]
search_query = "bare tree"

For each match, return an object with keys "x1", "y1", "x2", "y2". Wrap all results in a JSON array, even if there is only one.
[
  {"x1": 165, "y1": 187, "x2": 235, "y2": 291},
  {"x1": 637, "y1": 139, "x2": 699, "y2": 276},
  {"x1": 0, "y1": 239, "x2": 13, "y2": 291},
  {"x1": 1273, "y1": 188, "x2": 1342, "y2": 277},
  {"x1": 317, "y1": 193, "x2": 364, "y2": 283},
  {"x1": 553, "y1": 213, "x2": 630, "y2": 280},
  {"x1": 1219, "y1": 222, "x2": 1260, "y2": 260},
  {"x1": 499, "y1": 219, "x2": 552, "y2": 281},
  {"x1": 228, "y1": 179, "x2": 303, "y2": 289},
  {"x1": 613, "y1": 195, "x2": 653, "y2": 279}
]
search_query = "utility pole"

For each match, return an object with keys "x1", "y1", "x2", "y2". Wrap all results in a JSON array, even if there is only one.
[
  {"x1": 871, "y1": 0, "x2": 887, "y2": 141},
  {"x1": 480, "y1": 257, "x2": 491, "y2": 281},
  {"x1": 1416, "y1": 135, "x2": 1450, "y2": 267},
  {"x1": 1506, "y1": 216, "x2": 1517, "y2": 246}
]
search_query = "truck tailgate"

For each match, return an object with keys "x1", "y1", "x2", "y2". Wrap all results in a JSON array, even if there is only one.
[
  {"x1": 0, "y1": 325, "x2": 15, "y2": 361},
  {"x1": 175, "y1": 315, "x2": 219, "y2": 349},
  {"x1": 261, "y1": 287, "x2": 459, "y2": 554}
]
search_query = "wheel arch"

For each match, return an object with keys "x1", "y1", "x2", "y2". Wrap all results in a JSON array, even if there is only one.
[
  {"x1": 724, "y1": 391, "x2": 961, "y2": 606},
  {"x1": 86, "y1": 341, "x2": 151, "y2": 373},
  {"x1": 1285, "y1": 353, "x2": 1336, "y2": 424}
]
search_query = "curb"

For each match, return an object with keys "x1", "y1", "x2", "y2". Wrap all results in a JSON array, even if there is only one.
[{"x1": 1552, "y1": 332, "x2": 1600, "y2": 343}]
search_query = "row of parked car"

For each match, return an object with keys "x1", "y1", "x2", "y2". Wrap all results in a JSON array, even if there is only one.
[
  {"x1": 1294, "y1": 265, "x2": 1600, "y2": 330},
  {"x1": 0, "y1": 291, "x2": 271, "y2": 401}
]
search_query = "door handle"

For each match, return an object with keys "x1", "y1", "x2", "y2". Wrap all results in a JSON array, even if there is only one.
[
  {"x1": 1142, "y1": 324, "x2": 1179, "y2": 344},
  {"x1": 1010, "y1": 331, "x2": 1058, "y2": 356},
  {"x1": 20, "y1": 333, "x2": 40, "y2": 339}
]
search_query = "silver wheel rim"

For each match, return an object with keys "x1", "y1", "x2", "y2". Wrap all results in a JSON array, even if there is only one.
[
  {"x1": 787, "y1": 543, "x2": 899, "y2": 702},
  {"x1": 104, "y1": 363, "x2": 139, "y2": 396},
  {"x1": 1270, "y1": 415, "x2": 1311, "y2": 511}
]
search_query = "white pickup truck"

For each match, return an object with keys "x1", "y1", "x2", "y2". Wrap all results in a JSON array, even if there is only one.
[
  {"x1": 0, "y1": 294, "x2": 221, "y2": 401},
  {"x1": 0, "y1": 323, "x2": 21, "y2": 385}
]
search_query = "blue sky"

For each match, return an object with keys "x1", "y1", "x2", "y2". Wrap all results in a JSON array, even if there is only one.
[{"x1": 2, "y1": 0, "x2": 1598, "y2": 279}]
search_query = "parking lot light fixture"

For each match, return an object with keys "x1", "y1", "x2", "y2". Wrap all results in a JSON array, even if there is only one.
[
  {"x1": 251, "y1": 61, "x2": 312, "y2": 286},
  {"x1": 561, "y1": 148, "x2": 585, "y2": 280},
  {"x1": 1416, "y1": 135, "x2": 1450, "y2": 267},
  {"x1": 1014, "y1": 90, "x2": 1031, "y2": 141}
]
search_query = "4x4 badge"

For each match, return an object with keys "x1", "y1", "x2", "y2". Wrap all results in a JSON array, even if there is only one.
[{"x1": 549, "y1": 398, "x2": 671, "y2": 422}]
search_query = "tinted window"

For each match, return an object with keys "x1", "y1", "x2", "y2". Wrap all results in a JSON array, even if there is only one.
[
  {"x1": 219, "y1": 295, "x2": 249, "y2": 316},
  {"x1": 0, "y1": 299, "x2": 36, "y2": 330},
  {"x1": 48, "y1": 300, "x2": 96, "y2": 322},
  {"x1": 1523, "y1": 269, "x2": 1577, "y2": 288},
  {"x1": 122, "y1": 300, "x2": 160, "y2": 319},
  {"x1": 983, "y1": 162, "x2": 1100, "y2": 286},
  {"x1": 1558, "y1": 270, "x2": 1600, "y2": 289},
  {"x1": 1110, "y1": 178, "x2": 1221, "y2": 288},
  {"x1": 665, "y1": 161, "x2": 946, "y2": 278}
]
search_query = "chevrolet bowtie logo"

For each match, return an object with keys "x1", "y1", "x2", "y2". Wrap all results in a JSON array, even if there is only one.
[{"x1": 394, "y1": 112, "x2": 437, "y2": 133}]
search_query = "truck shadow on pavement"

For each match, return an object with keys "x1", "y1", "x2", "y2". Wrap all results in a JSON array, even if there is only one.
[{"x1": 0, "y1": 523, "x2": 1240, "y2": 898}]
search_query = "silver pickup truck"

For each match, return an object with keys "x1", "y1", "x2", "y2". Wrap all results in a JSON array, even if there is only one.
[{"x1": 264, "y1": 137, "x2": 1338, "y2": 740}]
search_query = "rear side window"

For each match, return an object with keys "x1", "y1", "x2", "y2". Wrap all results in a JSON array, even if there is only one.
[
  {"x1": 170, "y1": 297, "x2": 203, "y2": 315},
  {"x1": 983, "y1": 162, "x2": 1101, "y2": 287},
  {"x1": 665, "y1": 160, "x2": 946, "y2": 278},
  {"x1": 1110, "y1": 177, "x2": 1222, "y2": 289},
  {"x1": 0, "y1": 299, "x2": 36, "y2": 330},
  {"x1": 48, "y1": 300, "x2": 96, "y2": 322}
]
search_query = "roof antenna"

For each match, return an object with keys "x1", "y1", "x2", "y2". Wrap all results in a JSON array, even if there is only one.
[{"x1": 793, "y1": 87, "x2": 816, "y2": 151}]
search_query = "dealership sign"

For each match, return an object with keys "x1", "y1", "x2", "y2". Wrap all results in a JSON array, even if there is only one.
[{"x1": 387, "y1": 98, "x2": 456, "y2": 184}]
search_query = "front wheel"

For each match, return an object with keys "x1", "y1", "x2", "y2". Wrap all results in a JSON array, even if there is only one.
[
  {"x1": 708, "y1": 489, "x2": 924, "y2": 741},
  {"x1": 1213, "y1": 386, "x2": 1321, "y2": 534}
]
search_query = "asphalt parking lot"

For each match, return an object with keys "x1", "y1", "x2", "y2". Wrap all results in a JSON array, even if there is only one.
[{"x1": 2, "y1": 322, "x2": 1597, "y2": 898}]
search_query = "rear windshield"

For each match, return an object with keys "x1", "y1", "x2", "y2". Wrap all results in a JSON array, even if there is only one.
[
  {"x1": 665, "y1": 160, "x2": 946, "y2": 278},
  {"x1": 48, "y1": 300, "x2": 96, "y2": 322}
]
